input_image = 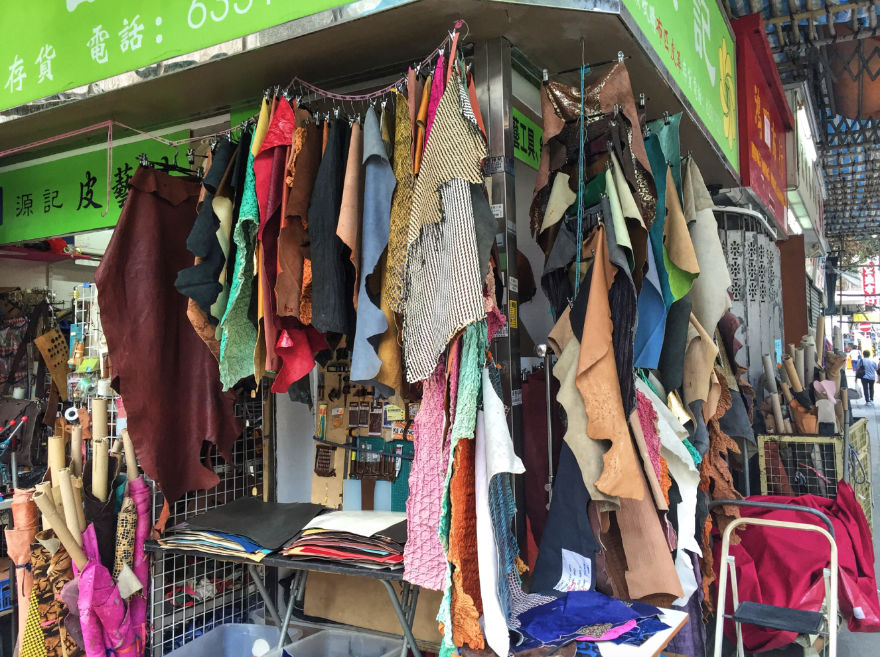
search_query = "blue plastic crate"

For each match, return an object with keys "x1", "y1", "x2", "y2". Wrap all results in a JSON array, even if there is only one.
[{"x1": 0, "y1": 577, "x2": 11, "y2": 612}]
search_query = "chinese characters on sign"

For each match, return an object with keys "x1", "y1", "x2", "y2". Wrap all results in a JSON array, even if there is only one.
[
  {"x1": 77, "y1": 170, "x2": 102, "y2": 210},
  {"x1": 15, "y1": 193, "x2": 33, "y2": 217},
  {"x1": 655, "y1": 18, "x2": 682, "y2": 70},
  {"x1": 863, "y1": 264, "x2": 878, "y2": 307},
  {"x1": 112, "y1": 164, "x2": 133, "y2": 208},
  {"x1": 5, "y1": 56, "x2": 25, "y2": 94},
  {"x1": 512, "y1": 108, "x2": 542, "y2": 170},
  {"x1": 0, "y1": 129, "x2": 188, "y2": 243},
  {"x1": 733, "y1": 14, "x2": 793, "y2": 233},
  {"x1": 1, "y1": 1, "x2": 348, "y2": 111},
  {"x1": 693, "y1": 0, "x2": 716, "y2": 85},
  {"x1": 621, "y1": 0, "x2": 738, "y2": 170},
  {"x1": 42, "y1": 188, "x2": 62, "y2": 213}
]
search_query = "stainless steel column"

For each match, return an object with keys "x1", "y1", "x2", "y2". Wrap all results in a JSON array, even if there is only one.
[{"x1": 473, "y1": 38, "x2": 525, "y2": 546}]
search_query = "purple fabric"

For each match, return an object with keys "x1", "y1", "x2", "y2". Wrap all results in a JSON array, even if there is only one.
[
  {"x1": 665, "y1": 552, "x2": 706, "y2": 657},
  {"x1": 78, "y1": 524, "x2": 136, "y2": 657},
  {"x1": 424, "y1": 54, "x2": 446, "y2": 145},
  {"x1": 61, "y1": 578, "x2": 85, "y2": 649},
  {"x1": 130, "y1": 477, "x2": 151, "y2": 653}
]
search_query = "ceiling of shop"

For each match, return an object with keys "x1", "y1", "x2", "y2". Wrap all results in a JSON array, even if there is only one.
[
  {"x1": 0, "y1": 0, "x2": 739, "y2": 188},
  {"x1": 727, "y1": 0, "x2": 880, "y2": 240}
]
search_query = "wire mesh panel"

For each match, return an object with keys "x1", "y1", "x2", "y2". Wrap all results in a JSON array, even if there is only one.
[
  {"x1": 147, "y1": 386, "x2": 268, "y2": 657},
  {"x1": 758, "y1": 434, "x2": 844, "y2": 499},
  {"x1": 847, "y1": 418, "x2": 874, "y2": 534}
]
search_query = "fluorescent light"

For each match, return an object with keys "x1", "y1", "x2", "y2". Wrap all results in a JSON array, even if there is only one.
[
  {"x1": 788, "y1": 208, "x2": 803, "y2": 235},
  {"x1": 797, "y1": 107, "x2": 817, "y2": 164}
]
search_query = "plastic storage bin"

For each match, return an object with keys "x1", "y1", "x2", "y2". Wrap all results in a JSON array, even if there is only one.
[
  {"x1": 165, "y1": 623, "x2": 282, "y2": 657},
  {"x1": 282, "y1": 629, "x2": 403, "y2": 657},
  {"x1": 0, "y1": 577, "x2": 11, "y2": 612},
  {"x1": 248, "y1": 608, "x2": 304, "y2": 642}
]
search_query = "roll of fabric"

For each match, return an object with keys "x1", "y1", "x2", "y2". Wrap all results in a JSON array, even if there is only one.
[
  {"x1": 112, "y1": 498, "x2": 137, "y2": 581},
  {"x1": 78, "y1": 525, "x2": 136, "y2": 657},
  {"x1": 128, "y1": 477, "x2": 151, "y2": 654},
  {"x1": 5, "y1": 488, "x2": 39, "y2": 654},
  {"x1": 30, "y1": 531, "x2": 83, "y2": 657}
]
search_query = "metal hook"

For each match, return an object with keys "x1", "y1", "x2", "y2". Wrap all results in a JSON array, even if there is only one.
[
  {"x1": 617, "y1": 50, "x2": 625, "y2": 62},
  {"x1": 663, "y1": 111, "x2": 671, "y2": 125},
  {"x1": 542, "y1": 68, "x2": 549, "y2": 85}
]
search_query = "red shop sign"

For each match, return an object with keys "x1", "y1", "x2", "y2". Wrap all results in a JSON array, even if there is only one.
[{"x1": 733, "y1": 14, "x2": 794, "y2": 234}]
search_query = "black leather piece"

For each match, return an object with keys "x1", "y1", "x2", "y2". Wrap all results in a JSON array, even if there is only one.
[
  {"x1": 532, "y1": 443, "x2": 600, "y2": 595},
  {"x1": 185, "y1": 497, "x2": 325, "y2": 550}
]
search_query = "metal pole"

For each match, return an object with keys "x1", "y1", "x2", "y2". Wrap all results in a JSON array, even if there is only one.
[
  {"x1": 473, "y1": 38, "x2": 524, "y2": 546},
  {"x1": 536, "y1": 344, "x2": 554, "y2": 507},
  {"x1": 839, "y1": 251, "x2": 844, "y2": 352},
  {"x1": 247, "y1": 564, "x2": 283, "y2": 628}
]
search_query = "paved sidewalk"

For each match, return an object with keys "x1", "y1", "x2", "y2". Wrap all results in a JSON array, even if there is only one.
[{"x1": 836, "y1": 372, "x2": 880, "y2": 654}]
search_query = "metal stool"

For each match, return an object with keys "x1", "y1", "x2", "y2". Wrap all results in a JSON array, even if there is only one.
[{"x1": 711, "y1": 499, "x2": 838, "y2": 657}]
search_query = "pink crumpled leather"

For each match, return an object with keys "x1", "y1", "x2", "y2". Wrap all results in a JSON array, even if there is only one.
[
  {"x1": 403, "y1": 359, "x2": 452, "y2": 590},
  {"x1": 576, "y1": 619, "x2": 638, "y2": 641},
  {"x1": 78, "y1": 525, "x2": 137, "y2": 657},
  {"x1": 635, "y1": 390, "x2": 663, "y2": 484},
  {"x1": 129, "y1": 477, "x2": 151, "y2": 655}
]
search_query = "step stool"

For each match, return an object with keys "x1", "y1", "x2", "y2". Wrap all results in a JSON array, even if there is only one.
[{"x1": 710, "y1": 499, "x2": 838, "y2": 657}]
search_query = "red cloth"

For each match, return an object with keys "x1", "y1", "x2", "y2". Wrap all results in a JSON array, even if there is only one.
[
  {"x1": 270, "y1": 327, "x2": 328, "y2": 394},
  {"x1": 255, "y1": 99, "x2": 297, "y2": 373},
  {"x1": 713, "y1": 482, "x2": 880, "y2": 652}
]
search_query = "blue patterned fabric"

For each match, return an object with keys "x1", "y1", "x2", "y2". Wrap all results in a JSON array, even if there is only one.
[{"x1": 610, "y1": 616, "x2": 669, "y2": 646}]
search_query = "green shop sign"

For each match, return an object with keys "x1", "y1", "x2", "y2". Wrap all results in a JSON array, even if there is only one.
[
  {"x1": 621, "y1": 0, "x2": 739, "y2": 171},
  {"x1": 512, "y1": 108, "x2": 542, "y2": 170},
  {"x1": 0, "y1": 131, "x2": 187, "y2": 244},
  {"x1": 0, "y1": 0, "x2": 348, "y2": 112}
]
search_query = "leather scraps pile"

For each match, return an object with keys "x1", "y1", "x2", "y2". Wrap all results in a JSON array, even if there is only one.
[
  {"x1": 281, "y1": 510, "x2": 407, "y2": 568},
  {"x1": 508, "y1": 62, "x2": 751, "y2": 657},
  {"x1": 158, "y1": 498, "x2": 324, "y2": 562}
]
